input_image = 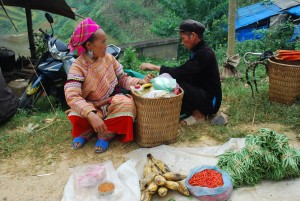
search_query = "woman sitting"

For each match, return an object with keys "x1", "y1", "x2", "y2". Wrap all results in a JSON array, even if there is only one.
[{"x1": 65, "y1": 18, "x2": 150, "y2": 153}]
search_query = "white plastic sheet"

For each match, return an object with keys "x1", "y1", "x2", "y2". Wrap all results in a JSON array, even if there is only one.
[
  {"x1": 125, "y1": 138, "x2": 300, "y2": 201},
  {"x1": 62, "y1": 138, "x2": 300, "y2": 201}
]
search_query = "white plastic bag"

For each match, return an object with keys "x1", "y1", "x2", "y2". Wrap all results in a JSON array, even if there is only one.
[{"x1": 142, "y1": 90, "x2": 168, "y2": 98}]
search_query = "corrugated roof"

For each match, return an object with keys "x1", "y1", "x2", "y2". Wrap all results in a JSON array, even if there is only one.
[
  {"x1": 236, "y1": 2, "x2": 281, "y2": 30},
  {"x1": 272, "y1": 0, "x2": 300, "y2": 10},
  {"x1": 288, "y1": 5, "x2": 300, "y2": 16}
]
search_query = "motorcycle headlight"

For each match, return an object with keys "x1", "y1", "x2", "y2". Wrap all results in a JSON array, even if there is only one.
[{"x1": 49, "y1": 43, "x2": 65, "y2": 60}]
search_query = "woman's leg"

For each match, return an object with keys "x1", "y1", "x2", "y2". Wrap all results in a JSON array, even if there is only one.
[
  {"x1": 68, "y1": 113, "x2": 94, "y2": 148},
  {"x1": 105, "y1": 94, "x2": 136, "y2": 142},
  {"x1": 94, "y1": 116, "x2": 134, "y2": 153}
]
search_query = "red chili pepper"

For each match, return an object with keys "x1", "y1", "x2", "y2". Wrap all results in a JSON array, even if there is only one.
[{"x1": 188, "y1": 169, "x2": 224, "y2": 188}]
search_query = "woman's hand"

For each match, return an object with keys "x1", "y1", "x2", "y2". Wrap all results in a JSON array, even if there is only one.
[
  {"x1": 87, "y1": 112, "x2": 107, "y2": 134},
  {"x1": 139, "y1": 63, "x2": 161, "y2": 71}
]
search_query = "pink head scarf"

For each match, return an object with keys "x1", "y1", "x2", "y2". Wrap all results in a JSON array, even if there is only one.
[{"x1": 68, "y1": 18, "x2": 101, "y2": 56}]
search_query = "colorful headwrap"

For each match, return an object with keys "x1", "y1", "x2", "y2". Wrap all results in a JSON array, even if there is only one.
[{"x1": 68, "y1": 18, "x2": 101, "y2": 56}]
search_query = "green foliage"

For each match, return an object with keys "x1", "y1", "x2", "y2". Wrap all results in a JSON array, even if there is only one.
[
  {"x1": 218, "y1": 129, "x2": 300, "y2": 188},
  {"x1": 33, "y1": 32, "x2": 47, "y2": 58},
  {"x1": 120, "y1": 47, "x2": 139, "y2": 70},
  {"x1": 150, "y1": 11, "x2": 181, "y2": 37},
  {"x1": 94, "y1": 0, "x2": 158, "y2": 43},
  {"x1": 206, "y1": 15, "x2": 228, "y2": 49},
  {"x1": 253, "y1": 21, "x2": 295, "y2": 51},
  {"x1": 153, "y1": 0, "x2": 228, "y2": 35}
]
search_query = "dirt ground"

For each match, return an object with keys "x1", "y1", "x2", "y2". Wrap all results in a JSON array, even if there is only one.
[{"x1": 0, "y1": 123, "x2": 299, "y2": 201}]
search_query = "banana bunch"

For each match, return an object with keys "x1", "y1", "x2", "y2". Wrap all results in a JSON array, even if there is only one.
[
  {"x1": 140, "y1": 153, "x2": 189, "y2": 201},
  {"x1": 142, "y1": 83, "x2": 152, "y2": 90}
]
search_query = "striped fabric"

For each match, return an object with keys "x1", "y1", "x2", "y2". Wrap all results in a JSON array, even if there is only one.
[{"x1": 64, "y1": 53, "x2": 140, "y2": 119}]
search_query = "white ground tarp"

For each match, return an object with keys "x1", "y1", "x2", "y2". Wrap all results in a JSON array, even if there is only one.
[{"x1": 62, "y1": 138, "x2": 300, "y2": 201}]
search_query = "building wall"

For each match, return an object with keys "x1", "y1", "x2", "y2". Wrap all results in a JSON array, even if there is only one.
[{"x1": 119, "y1": 37, "x2": 180, "y2": 60}]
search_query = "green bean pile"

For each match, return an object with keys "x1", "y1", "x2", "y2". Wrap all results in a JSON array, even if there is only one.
[{"x1": 218, "y1": 128, "x2": 300, "y2": 188}]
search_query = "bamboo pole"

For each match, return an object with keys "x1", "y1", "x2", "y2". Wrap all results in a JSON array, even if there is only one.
[{"x1": 227, "y1": 0, "x2": 236, "y2": 57}]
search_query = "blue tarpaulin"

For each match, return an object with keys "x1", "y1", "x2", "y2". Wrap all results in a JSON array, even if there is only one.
[
  {"x1": 290, "y1": 23, "x2": 300, "y2": 42},
  {"x1": 236, "y1": 25, "x2": 268, "y2": 41},
  {"x1": 288, "y1": 5, "x2": 300, "y2": 16},
  {"x1": 236, "y1": 2, "x2": 281, "y2": 30},
  {"x1": 235, "y1": 1, "x2": 300, "y2": 41}
]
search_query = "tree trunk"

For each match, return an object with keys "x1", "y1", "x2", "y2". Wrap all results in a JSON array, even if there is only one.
[{"x1": 25, "y1": 3, "x2": 36, "y2": 59}]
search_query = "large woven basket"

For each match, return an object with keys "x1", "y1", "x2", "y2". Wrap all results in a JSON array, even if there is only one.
[
  {"x1": 132, "y1": 89, "x2": 184, "y2": 147},
  {"x1": 268, "y1": 58, "x2": 300, "y2": 105}
]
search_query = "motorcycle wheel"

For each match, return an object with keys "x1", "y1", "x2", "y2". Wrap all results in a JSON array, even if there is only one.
[{"x1": 19, "y1": 87, "x2": 43, "y2": 109}]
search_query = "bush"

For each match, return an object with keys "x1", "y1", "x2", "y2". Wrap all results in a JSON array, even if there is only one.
[
  {"x1": 34, "y1": 32, "x2": 47, "y2": 58},
  {"x1": 120, "y1": 47, "x2": 139, "y2": 70}
]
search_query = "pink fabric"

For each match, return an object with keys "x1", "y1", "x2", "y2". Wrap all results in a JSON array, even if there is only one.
[{"x1": 68, "y1": 18, "x2": 101, "y2": 56}]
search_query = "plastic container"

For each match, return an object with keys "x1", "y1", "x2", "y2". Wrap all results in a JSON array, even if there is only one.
[
  {"x1": 98, "y1": 181, "x2": 115, "y2": 196},
  {"x1": 130, "y1": 85, "x2": 143, "y2": 95},
  {"x1": 0, "y1": 47, "x2": 16, "y2": 72},
  {"x1": 8, "y1": 79, "x2": 28, "y2": 97}
]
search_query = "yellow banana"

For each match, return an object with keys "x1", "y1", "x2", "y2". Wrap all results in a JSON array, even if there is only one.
[
  {"x1": 164, "y1": 181, "x2": 179, "y2": 191},
  {"x1": 158, "y1": 186, "x2": 168, "y2": 197},
  {"x1": 177, "y1": 181, "x2": 190, "y2": 196},
  {"x1": 162, "y1": 172, "x2": 187, "y2": 181},
  {"x1": 143, "y1": 158, "x2": 153, "y2": 177},
  {"x1": 151, "y1": 163, "x2": 162, "y2": 174},
  {"x1": 142, "y1": 83, "x2": 152, "y2": 89},
  {"x1": 154, "y1": 175, "x2": 166, "y2": 186},
  {"x1": 140, "y1": 172, "x2": 157, "y2": 190},
  {"x1": 147, "y1": 181, "x2": 158, "y2": 195},
  {"x1": 147, "y1": 153, "x2": 170, "y2": 173},
  {"x1": 141, "y1": 190, "x2": 152, "y2": 201}
]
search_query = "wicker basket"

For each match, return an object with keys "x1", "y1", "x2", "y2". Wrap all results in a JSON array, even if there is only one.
[
  {"x1": 132, "y1": 89, "x2": 184, "y2": 147},
  {"x1": 268, "y1": 58, "x2": 300, "y2": 105}
]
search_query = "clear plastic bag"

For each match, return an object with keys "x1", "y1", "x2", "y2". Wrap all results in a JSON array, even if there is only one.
[
  {"x1": 62, "y1": 160, "x2": 138, "y2": 201},
  {"x1": 185, "y1": 165, "x2": 233, "y2": 201},
  {"x1": 150, "y1": 73, "x2": 177, "y2": 92},
  {"x1": 73, "y1": 164, "x2": 106, "y2": 189}
]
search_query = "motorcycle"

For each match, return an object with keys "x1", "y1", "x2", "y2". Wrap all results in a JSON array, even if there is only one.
[{"x1": 19, "y1": 13, "x2": 121, "y2": 109}]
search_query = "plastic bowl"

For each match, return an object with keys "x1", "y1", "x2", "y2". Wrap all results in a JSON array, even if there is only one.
[{"x1": 98, "y1": 181, "x2": 115, "y2": 196}]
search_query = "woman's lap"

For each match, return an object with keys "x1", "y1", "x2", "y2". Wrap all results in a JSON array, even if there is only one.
[{"x1": 67, "y1": 94, "x2": 136, "y2": 142}]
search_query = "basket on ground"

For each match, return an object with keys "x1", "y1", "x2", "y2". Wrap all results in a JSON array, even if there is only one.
[
  {"x1": 132, "y1": 89, "x2": 184, "y2": 147},
  {"x1": 268, "y1": 58, "x2": 300, "y2": 105}
]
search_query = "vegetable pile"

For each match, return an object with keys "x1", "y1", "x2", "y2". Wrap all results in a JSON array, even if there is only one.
[
  {"x1": 218, "y1": 128, "x2": 300, "y2": 188},
  {"x1": 275, "y1": 50, "x2": 300, "y2": 61},
  {"x1": 188, "y1": 169, "x2": 224, "y2": 188}
]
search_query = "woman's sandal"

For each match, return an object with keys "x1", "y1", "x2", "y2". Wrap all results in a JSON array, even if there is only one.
[
  {"x1": 72, "y1": 136, "x2": 86, "y2": 149},
  {"x1": 95, "y1": 139, "x2": 109, "y2": 153}
]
